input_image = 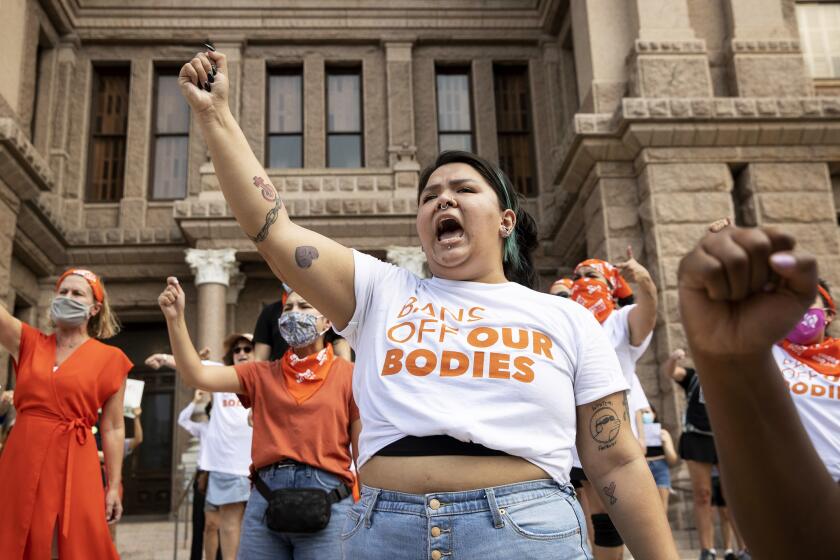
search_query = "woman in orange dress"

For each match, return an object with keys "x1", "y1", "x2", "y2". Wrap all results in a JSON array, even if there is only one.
[{"x1": 0, "y1": 269, "x2": 132, "y2": 559}]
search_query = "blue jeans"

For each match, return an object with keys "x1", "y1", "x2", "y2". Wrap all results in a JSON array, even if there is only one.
[
  {"x1": 648, "y1": 459, "x2": 672, "y2": 489},
  {"x1": 237, "y1": 463, "x2": 352, "y2": 560},
  {"x1": 341, "y1": 479, "x2": 592, "y2": 559}
]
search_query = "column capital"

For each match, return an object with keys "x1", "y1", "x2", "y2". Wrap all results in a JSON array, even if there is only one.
[
  {"x1": 386, "y1": 246, "x2": 428, "y2": 278},
  {"x1": 185, "y1": 248, "x2": 238, "y2": 287},
  {"x1": 384, "y1": 42, "x2": 414, "y2": 61}
]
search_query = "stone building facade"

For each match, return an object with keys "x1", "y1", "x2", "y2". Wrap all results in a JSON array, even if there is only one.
[{"x1": 1, "y1": 0, "x2": 839, "y2": 516}]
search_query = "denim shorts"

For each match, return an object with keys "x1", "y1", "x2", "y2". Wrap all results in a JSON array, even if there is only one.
[
  {"x1": 206, "y1": 471, "x2": 251, "y2": 507},
  {"x1": 341, "y1": 479, "x2": 592, "y2": 560},
  {"x1": 237, "y1": 463, "x2": 352, "y2": 560},
  {"x1": 647, "y1": 459, "x2": 671, "y2": 489}
]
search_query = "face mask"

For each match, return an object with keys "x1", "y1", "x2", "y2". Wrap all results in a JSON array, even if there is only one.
[
  {"x1": 51, "y1": 296, "x2": 91, "y2": 327},
  {"x1": 642, "y1": 412, "x2": 655, "y2": 424},
  {"x1": 571, "y1": 278, "x2": 615, "y2": 324},
  {"x1": 278, "y1": 311, "x2": 327, "y2": 348},
  {"x1": 785, "y1": 308, "x2": 826, "y2": 346}
]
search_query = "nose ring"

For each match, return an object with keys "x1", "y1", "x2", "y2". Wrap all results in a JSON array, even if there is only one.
[{"x1": 439, "y1": 201, "x2": 450, "y2": 210}]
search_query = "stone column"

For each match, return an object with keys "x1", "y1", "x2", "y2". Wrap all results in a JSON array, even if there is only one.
[
  {"x1": 120, "y1": 57, "x2": 152, "y2": 231},
  {"x1": 185, "y1": 248, "x2": 238, "y2": 360},
  {"x1": 626, "y1": 0, "x2": 713, "y2": 98},
  {"x1": 386, "y1": 246, "x2": 428, "y2": 278},
  {"x1": 570, "y1": 0, "x2": 636, "y2": 113},
  {"x1": 384, "y1": 42, "x2": 417, "y2": 167},
  {"x1": 225, "y1": 272, "x2": 246, "y2": 335},
  {"x1": 725, "y1": 0, "x2": 812, "y2": 97},
  {"x1": 304, "y1": 54, "x2": 326, "y2": 168},
  {"x1": 49, "y1": 38, "x2": 79, "y2": 200},
  {"x1": 472, "y1": 59, "x2": 499, "y2": 163},
  {"x1": 636, "y1": 162, "x2": 734, "y2": 428}
]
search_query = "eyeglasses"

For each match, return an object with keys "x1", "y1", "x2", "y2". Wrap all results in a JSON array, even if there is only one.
[{"x1": 233, "y1": 346, "x2": 253, "y2": 355}]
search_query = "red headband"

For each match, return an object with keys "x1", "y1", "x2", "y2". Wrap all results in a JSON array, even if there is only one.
[
  {"x1": 819, "y1": 285, "x2": 835, "y2": 314},
  {"x1": 56, "y1": 269, "x2": 104, "y2": 303},
  {"x1": 551, "y1": 278, "x2": 574, "y2": 290}
]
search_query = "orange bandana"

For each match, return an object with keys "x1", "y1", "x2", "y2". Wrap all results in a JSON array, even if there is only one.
[
  {"x1": 281, "y1": 344, "x2": 336, "y2": 404},
  {"x1": 551, "y1": 278, "x2": 574, "y2": 291},
  {"x1": 56, "y1": 268, "x2": 104, "y2": 302},
  {"x1": 571, "y1": 277, "x2": 616, "y2": 324},
  {"x1": 575, "y1": 259, "x2": 633, "y2": 300},
  {"x1": 780, "y1": 338, "x2": 840, "y2": 377}
]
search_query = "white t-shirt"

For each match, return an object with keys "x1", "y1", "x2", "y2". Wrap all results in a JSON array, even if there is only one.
[
  {"x1": 602, "y1": 305, "x2": 653, "y2": 386},
  {"x1": 199, "y1": 392, "x2": 253, "y2": 476},
  {"x1": 177, "y1": 401, "x2": 208, "y2": 441},
  {"x1": 773, "y1": 345, "x2": 840, "y2": 481},
  {"x1": 337, "y1": 251, "x2": 628, "y2": 484},
  {"x1": 628, "y1": 373, "x2": 651, "y2": 438}
]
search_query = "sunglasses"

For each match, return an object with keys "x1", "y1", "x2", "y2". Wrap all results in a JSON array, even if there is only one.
[{"x1": 233, "y1": 346, "x2": 253, "y2": 355}]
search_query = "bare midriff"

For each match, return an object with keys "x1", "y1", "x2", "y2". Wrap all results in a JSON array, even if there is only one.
[{"x1": 360, "y1": 455, "x2": 552, "y2": 494}]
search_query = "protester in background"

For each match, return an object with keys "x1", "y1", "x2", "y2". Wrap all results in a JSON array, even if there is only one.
[
  {"x1": 158, "y1": 280, "x2": 359, "y2": 558},
  {"x1": 253, "y1": 286, "x2": 353, "y2": 362},
  {"x1": 569, "y1": 250, "x2": 659, "y2": 560},
  {"x1": 549, "y1": 277, "x2": 574, "y2": 298},
  {"x1": 641, "y1": 405, "x2": 678, "y2": 512},
  {"x1": 678, "y1": 225, "x2": 840, "y2": 557},
  {"x1": 664, "y1": 348, "x2": 719, "y2": 560},
  {"x1": 0, "y1": 268, "x2": 131, "y2": 558},
  {"x1": 710, "y1": 467, "x2": 749, "y2": 560},
  {"x1": 148, "y1": 340, "x2": 253, "y2": 560},
  {"x1": 0, "y1": 389, "x2": 14, "y2": 455},
  {"x1": 176, "y1": 389, "x2": 221, "y2": 560}
]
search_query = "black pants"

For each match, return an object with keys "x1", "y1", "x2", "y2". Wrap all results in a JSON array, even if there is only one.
[{"x1": 191, "y1": 473, "x2": 206, "y2": 560}]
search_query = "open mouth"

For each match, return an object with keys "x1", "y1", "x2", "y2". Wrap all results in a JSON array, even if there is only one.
[{"x1": 436, "y1": 217, "x2": 465, "y2": 243}]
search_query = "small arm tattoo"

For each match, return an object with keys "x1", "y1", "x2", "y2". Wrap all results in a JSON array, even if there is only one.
[
  {"x1": 622, "y1": 390, "x2": 630, "y2": 422},
  {"x1": 295, "y1": 246, "x2": 319, "y2": 268},
  {"x1": 249, "y1": 196, "x2": 283, "y2": 243},
  {"x1": 589, "y1": 400, "x2": 621, "y2": 451},
  {"x1": 603, "y1": 481, "x2": 618, "y2": 505},
  {"x1": 253, "y1": 176, "x2": 277, "y2": 202}
]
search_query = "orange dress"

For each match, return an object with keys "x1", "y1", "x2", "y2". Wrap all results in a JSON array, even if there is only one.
[{"x1": 0, "y1": 323, "x2": 132, "y2": 559}]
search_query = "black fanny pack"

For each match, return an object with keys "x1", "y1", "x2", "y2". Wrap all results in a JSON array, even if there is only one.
[{"x1": 251, "y1": 467, "x2": 351, "y2": 533}]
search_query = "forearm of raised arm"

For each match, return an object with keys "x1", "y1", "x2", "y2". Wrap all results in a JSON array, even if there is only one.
[
  {"x1": 165, "y1": 316, "x2": 206, "y2": 388},
  {"x1": 197, "y1": 108, "x2": 291, "y2": 243},
  {"x1": 629, "y1": 277, "x2": 657, "y2": 346},
  {"x1": 694, "y1": 350, "x2": 840, "y2": 557}
]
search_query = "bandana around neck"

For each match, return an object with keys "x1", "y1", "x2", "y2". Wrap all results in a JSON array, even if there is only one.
[
  {"x1": 281, "y1": 343, "x2": 336, "y2": 404},
  {"x1": 571, "y1": 277, "x2": 616, "y2": 324},
  {"x1": 780, "y1": 337, "x2": 840, "y2": 377}
]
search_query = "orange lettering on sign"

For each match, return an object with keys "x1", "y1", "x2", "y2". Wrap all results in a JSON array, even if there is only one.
[
  {"x1": 406, "y1": 349, "x2": 436, "y2": 376},
  {"x1": 513, "y1": 356, "x2": 535, "y2": 383},
  {"x1": 381, "y1": 349, "x2": 404, "y2": 375},
  {"x1": 440, "y1": 351, "x2": 469, "y2": 377},
  {"x1": 467, "y1": 327, "x2": 498, "y2": 348},
  {"x1": 488, "y1": 353, "x2": 511, "y2": 379}
]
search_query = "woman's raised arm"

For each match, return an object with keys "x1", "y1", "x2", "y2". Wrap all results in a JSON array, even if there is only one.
[
  {"x1": 0, "y1": 304, "x2": 21, "y2": 363},
  {"x1": 179, "y1": 50, "x2": 356, "y2": 329}
]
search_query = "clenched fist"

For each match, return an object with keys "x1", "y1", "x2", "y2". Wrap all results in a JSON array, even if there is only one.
[
  {"x1": 178, "y1": 49, "x2": 229, "y2": 116},
  {"x1": 678, "y1": 226, "x2": 817, "y2": 359},
  {"x1": 158, "y1": 277, "x2": 186, "y2": 322}
]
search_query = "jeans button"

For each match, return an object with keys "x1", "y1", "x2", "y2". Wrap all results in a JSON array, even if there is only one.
[
  {"x1": 429, "y1": 498, "x2": 441, "y2": 510},
  {"x1": 431, "y1": 526, "x2": 441, "y2": 537},
  {"x1": 431, "y1": 551, "x2": 442, "y2": 560}
]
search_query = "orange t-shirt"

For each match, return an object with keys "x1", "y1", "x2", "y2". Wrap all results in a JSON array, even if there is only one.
[{"x1": 235, "y1": 357, "x2": 359, "y2": 485}]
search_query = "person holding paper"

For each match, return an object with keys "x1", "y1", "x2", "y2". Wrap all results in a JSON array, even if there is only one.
[
  {"x1": 0, "y1": 268, "x2": 131, "y2": 559},
  {"x1": 641, "y1": 406, "x2": 678, "y2": 511}
]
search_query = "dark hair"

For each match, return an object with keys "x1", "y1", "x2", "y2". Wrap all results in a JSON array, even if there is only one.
[
  {"x1": 617, "y1": 295, "x2": 635, "y2": 307},
  {"x1": 418, "y1": 151, "x2": 539, "y2": 289},
  {"x1": 818, "y1": 278, "x2": 834, "y2": 314}
]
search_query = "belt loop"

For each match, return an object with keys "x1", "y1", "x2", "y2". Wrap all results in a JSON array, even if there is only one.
[
  {"x1": 363, "y1": 488, "x2": 380, "y2": 528},
  {"x1": 485, "y1": 488, "x2": 504, "y2": 529}
]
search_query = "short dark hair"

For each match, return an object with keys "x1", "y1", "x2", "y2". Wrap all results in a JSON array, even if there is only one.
[{"x1": 418, "y1": 151, "x2": 539, "y2": 289}]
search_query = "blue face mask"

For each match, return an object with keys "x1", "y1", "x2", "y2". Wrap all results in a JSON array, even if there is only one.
[
  {"x1": 642, "y1": 412, "x2": 655, "y2": 424},
  {"x1": 278, "y1": 311, "x2": 327, "y2": 348},
  {"x1": 51, "y1": 296, "x2": 91, "y2": 327}
]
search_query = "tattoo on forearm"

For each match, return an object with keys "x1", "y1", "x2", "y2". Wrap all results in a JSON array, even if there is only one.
[
  {"x1": 589, "y1": 400, "x2": 621, "y2": 451},
  {"x1": 295, "y1": 246, "x2": 319, "y2": 269},
  {"x1": 249, "y1": 196, "x2": 283, "y2": 243},
  {"x1": 253, "y1": 176, "x2": 277, "y2": 202},
  {"x1": 603, "y1": 481, "x2": 618, "y2": 505}
]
